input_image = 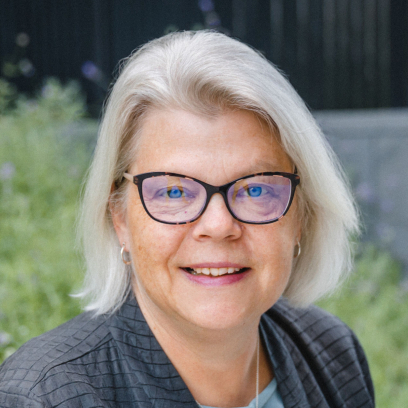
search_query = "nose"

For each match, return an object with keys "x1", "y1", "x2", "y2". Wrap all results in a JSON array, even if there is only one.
[{"x1": 191, "y1": 193, "x2": 242, "y2": 241}]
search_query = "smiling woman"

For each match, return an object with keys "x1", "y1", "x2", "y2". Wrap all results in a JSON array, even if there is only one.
[
  {"x1": 113, "y1": 109, "x2": 299, "y2": 340},
  {"x1": 0, "y1": 31, "x2": 374, "y2": 408}
]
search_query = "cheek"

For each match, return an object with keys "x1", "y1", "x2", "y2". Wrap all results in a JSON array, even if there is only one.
[
  {"x1": 128, "y1": 222, "x2": 191, "y2": 311},
  {"x1": 250, "y1": 219, "x2": 296, "y2": 257},
  {"x1": 249, "y1": 219, "x2": 297, "y2": 280},
  {"x1": 126, "y1": 204, "x2": 186, "y2": 277},
  {"x1": 259, "y1": 233, "x2": 294, "y2": 305},
  {"x1": 261, "y1": 233, "x2": 294, "y2": 276}
]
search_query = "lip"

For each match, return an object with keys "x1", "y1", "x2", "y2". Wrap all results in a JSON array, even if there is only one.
[
  {"x1": 180, "y1": 267, "x2": 250, "y2": 286},
  {"x1": 184, "y1": 262, "x2": 247, "y2": 269}
]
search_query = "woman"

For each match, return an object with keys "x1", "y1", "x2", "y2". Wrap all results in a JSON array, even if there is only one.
[{"x1": 0, "y1": 31, "x2": 374, "y2": 407}]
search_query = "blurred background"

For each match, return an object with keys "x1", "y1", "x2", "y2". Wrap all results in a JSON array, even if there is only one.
[{"x1": 0, "y1": 1, "x2": 407, "y2": 406}]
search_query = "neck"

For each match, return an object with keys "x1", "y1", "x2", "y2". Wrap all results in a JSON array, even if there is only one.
[{"x1": 133, "y1": 285, "x2": 273, "y2": 407}]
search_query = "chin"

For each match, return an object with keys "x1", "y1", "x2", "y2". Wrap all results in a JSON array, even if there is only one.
[{"x1": 178, "y1": 301, "x2": 258, "y2": 331}]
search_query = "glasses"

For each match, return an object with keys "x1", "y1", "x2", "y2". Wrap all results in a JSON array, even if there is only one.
[{"x1": 122, "y1": 171, "x2": 300, "y2": 225}]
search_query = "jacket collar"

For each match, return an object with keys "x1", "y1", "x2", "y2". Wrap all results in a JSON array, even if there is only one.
[
  {"x1": 107, "y1": 292, "x2": 309, "y2": 408},
  {"x1": 260, "y1": 313, "x2": 310, "y2": 407}
]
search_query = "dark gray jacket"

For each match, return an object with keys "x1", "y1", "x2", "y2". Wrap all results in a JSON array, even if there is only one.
[{"x1": 0, "y1": 294, "x2": 374, "y2": 407}]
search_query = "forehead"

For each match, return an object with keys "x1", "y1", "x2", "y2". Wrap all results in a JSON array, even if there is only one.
[{"x1": 131, "y1": 108, "x2": 292, "y2": 182}]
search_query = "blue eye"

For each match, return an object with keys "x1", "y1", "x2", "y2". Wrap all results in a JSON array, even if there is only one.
[
  {"x1": 248, "y1": 186, "x2": 262, "y2": 197},
  {"x1": 153, "y1": 185, "x2": 197, "y2": 201},
  {"x1": 168, "y1": 187, "x2": 182, "y2": 198}
]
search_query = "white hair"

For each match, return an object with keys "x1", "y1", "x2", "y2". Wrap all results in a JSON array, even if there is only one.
[{"x1": 76, "y1": 30, "x2": 359, "y2": 314}]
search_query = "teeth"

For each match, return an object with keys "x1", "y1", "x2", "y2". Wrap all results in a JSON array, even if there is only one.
[
  {"x1": 210, "y1": 268, "x2": 219, "y2": 276},
  {"x1": 188, "y1": 267, "x2": 244, "y2": 276},
  {"x1": 218, "y1": 268, "x2": 228, "y2": 275}
]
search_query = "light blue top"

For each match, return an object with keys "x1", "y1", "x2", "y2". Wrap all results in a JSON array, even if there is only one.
[{"x1": 199, "y1": 378, "x2": 284, "y2": 408}]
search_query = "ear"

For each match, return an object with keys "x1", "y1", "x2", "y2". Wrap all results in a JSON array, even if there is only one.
[{"x1": 109, "y1": 183, "x2": 129, "y2": 248}]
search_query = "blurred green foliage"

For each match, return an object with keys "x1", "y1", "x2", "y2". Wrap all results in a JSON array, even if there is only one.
[
  {"x1": 0, "y1": 79, "x2": 17, "y2": 114},
  {"x1": 0, "y1": 78, "x2": 97, "y2": 360},
  {"x1": 0, "y1": 80, "x2": 407, "y2": 407},
  {"x1": 318, "y1": 245, "x2": 408, "y2": 407}
]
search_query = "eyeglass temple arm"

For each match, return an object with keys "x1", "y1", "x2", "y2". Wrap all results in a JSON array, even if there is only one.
[{"x1": 123, "y1": 173, "x2": 133, "y2": 182}]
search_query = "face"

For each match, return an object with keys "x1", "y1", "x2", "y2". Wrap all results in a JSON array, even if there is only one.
[{"x1": 112, "y1": 108, "x2": 301, "y2": 332}]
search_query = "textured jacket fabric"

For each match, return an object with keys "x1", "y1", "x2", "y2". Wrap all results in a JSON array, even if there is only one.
[{"x1": 0, "y1": 293, "x2": 375, "y2": 408}]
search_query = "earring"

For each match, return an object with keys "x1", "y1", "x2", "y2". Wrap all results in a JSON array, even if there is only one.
[
  {"x1": 294, "y1": 241, "x2": 301, "y2": 258},
  {"x1": 121, "y1": 242, "x2": 132, "y2": 265}
]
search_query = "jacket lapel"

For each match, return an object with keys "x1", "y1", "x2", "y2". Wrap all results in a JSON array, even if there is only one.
[
  {"x1": 107, "y1": 293, "x2": 198, "y2": 407},
  {"x1": 260, "y1": 313, "x2": 310, "y2": 408}
]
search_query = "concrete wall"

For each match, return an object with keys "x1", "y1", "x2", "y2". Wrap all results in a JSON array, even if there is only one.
[{"x1": 314, "y1": 109, "x2": 408, "y2": 274}]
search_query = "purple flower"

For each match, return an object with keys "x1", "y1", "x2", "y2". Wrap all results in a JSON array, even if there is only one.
[
  {"x1": 81, "y1": 61, "x2": 103, "y2": 82},
  {"x1": 198, "y1": 0, "x2": 214, "y2": 12},
  {"x1": 355, "y1": 182, "x2": 375, "y2": 203},
  {"x1": 0, "y1": 162, "x2": 16, "y2": 180}
]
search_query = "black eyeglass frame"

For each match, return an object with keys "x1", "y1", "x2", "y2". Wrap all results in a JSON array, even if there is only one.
[{"x1": 122, "y1": 171, "x2": 300, "y2": 225}]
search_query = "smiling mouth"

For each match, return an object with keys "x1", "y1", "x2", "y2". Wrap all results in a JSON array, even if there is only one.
[{"x1": 183, "y1": 267, "x2": 250, "y2": 277}]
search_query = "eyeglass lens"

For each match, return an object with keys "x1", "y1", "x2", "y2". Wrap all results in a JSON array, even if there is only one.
[{"x1": 141, "y1": 175, "x2": 292, "y2": 224}]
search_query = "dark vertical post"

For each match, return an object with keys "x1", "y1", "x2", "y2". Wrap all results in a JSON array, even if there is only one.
[
  {"x1": 364, "y1": 0, "x2": 377, "y2": 108},
  {"x1": 232, "y1": 0, "x2": 247, "y2": 41},
  {"x1": 350, "y1": 0, "x2": 364, "y2": 108},
  {"x1": 377, "y1": 0, "x2": 391, "y2": 107},
  {"x1": 390, "y1": 0, "x2": 408, "y2": 106},
  {"x1": 40, "y1": 0, "x2": 51, "y2": 76},
  {"x1": 246, "y1": 0, "x2": 260, "y2": 48},
  {"x1": 282, "y1": 0, "x2": 297, "y2": 84},
  {"x1": 322, "y1": 0, "x2": 336, "y2": 108},
  {"x1": 296, "y1": 0, "x2": 310, "y2": 104},
  {"x1": 308, "y1": 0, "x2": 324, "y2": 109},
  {"x1": 247, "y1": 0, "x2": 271, "y2": 56},
  {"x1": 270, "y1": 0, "x2": 284, "y2": 65},
  {"x1": 92, "y1": 0, "x2": 111, "y2": 100},
  {"x1": 337, "y1": 0, "x2": 351, "y2": 109}
]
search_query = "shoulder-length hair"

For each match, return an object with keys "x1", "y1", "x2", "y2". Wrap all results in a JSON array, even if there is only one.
[{"x1": 76, "y1": 30, "x2": 359, "y2": 314}]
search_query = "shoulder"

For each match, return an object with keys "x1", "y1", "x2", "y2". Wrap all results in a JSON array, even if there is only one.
[
  {"x1": 265, "y1": 297, "x2": 366, "y2": 363},
  {"x1": 0, "y1": 311, "x2": 112, "y2": 407},
  {"x1": 264, "y1": 298, "x2": 375, "y2": 406},
  {"x1": 267, "y1": 297, "x2": 353, "y2": 341}
]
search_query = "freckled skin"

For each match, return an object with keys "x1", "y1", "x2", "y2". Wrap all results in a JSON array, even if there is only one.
[{"x1": 112, "y1": 108, "x2": 301, "y2": 333}]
